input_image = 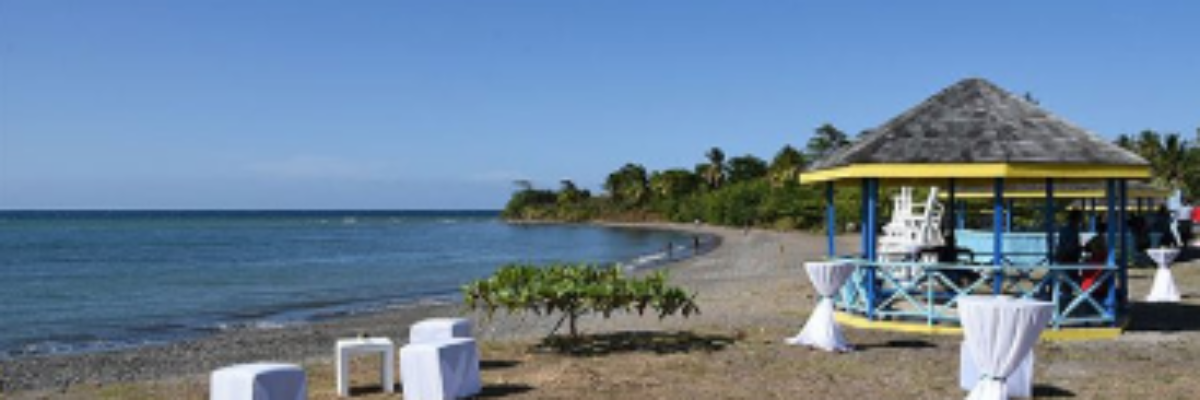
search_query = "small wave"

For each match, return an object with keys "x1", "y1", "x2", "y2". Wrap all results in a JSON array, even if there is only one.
[{"x1": 216, "y1": 320, "x2": 293, "y2": 331}]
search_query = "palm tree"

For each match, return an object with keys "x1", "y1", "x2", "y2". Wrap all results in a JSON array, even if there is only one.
[
  {"x1": 806, "y1": 123, "x2": 850, "y2": 162},
  {"x1": 768, "y1": 145, "x2": 806, "y2": 188},
  {"x1": 604, "y1": 163, "x2": 649, "y2": 208},
  {"x1": 1154, "y1": 133, "x2": 1191, "y2": 189},
  {"x1": 557, "y1": 179, "x2": 584, "y2": 206},
  {"x1": 703, "y1": 147, "x2": 726, "y2": 190},
  {"x1": 650, "y1": 169, "x2": 699, "y2": 200},
  {"x1": 727, "y1": 155, "x2": 768, "y2": 184}
]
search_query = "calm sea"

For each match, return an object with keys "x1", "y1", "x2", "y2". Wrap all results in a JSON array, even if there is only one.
[{"x1": 0, "y1": 211, "x2": 703, "y2": 359}]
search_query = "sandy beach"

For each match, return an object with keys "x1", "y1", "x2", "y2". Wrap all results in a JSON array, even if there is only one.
[{"x1": 3, "y1": 223, "x2": 1200, "y2": 399}]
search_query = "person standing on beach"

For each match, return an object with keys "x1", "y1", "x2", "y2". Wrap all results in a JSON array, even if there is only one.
[{"x1": 1177, "y1": 198, "x2": 1194, "y2": 248}]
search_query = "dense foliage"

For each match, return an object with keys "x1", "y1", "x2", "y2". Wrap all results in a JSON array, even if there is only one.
[
  {"x1": 503, "y1": 125, "x2": 1200, "y2": 230},
  {"x1": 462, "y1": 263, "x2": 700, "y2": 337}
]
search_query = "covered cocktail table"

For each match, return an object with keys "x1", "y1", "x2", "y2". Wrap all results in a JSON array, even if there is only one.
[
  {"x1": 786, "y1": 261, "x2": 857, "y2": 352},
  {"x1": 1146, "y1": 248, "x2": 1181, "y2": 302},
  {"x1": 210, "y1": 362, "x2": 306, "y2": 400},
  {"x1": 959, "y1": 295, "x2": 1053, "y2": 400}
]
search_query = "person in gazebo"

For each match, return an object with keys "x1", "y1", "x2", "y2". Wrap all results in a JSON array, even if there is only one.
[
  {"x1": 1081, "y1": 222, "x2": 1110, "y2": 304},
  {"x1": 1055, "y1": 210, "x2": 1084, "y2": 264}
]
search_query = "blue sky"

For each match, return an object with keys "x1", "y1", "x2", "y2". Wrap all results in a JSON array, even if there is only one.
[{"x1": 2, "y1": 1, "x2": 1198, "y2": 209}]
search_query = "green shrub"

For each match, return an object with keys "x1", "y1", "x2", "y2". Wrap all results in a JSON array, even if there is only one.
[{"x1": 462, "y1": 263, "x2": 700, "y2": 337}]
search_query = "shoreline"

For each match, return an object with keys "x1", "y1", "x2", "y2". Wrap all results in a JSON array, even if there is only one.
[
  {"x1": 0, "y1": 221, "x2": 727, "y2": 393},
  {"x1": 4, "y1": 225, "x2": 1199, "y2": 398}
]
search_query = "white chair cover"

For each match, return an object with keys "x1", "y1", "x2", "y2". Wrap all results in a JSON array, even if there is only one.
[
  {"x1": 1147, "y1": 248, "x2": 1182, "y2": 302},
  {"x1": 786, "y1": 261, "x2": 857, "y2": 352},
  {"x1": 410, "y1": 318, "x2": 473, "y2": 344},
  {"x1": 400, "y1": 338, "x2": 482, "y2": 400},
  {"x1": 959, "y1": 296, "x2": 1053, "y2": 400},
  {"x1": 959, "y1": 344, "x2": 1033, "y2": 398},
  {"x1": 210, "y1": 363, "x2": 306, "y2": 400}
]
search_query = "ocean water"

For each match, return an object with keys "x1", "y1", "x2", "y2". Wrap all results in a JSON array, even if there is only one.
[{"x1": 0, "y1": 211, "x2": 704, "y2": 359}]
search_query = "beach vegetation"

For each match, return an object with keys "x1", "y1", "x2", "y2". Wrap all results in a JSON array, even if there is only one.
[
  {"x1": 462, "y1": 263, "x2": 700, "y2": 338},
  {"x1": 506, "y1": 124, "x2": 1200, "y2": 230},
  {"x1": 1115, "y1": 129, "x2": 1200, "y2": 199}
]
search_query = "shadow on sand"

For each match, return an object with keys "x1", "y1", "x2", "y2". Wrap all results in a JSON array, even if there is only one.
[
  {"x1": 1127, "y1": 301, "x2": 1200, "y2": 332},
  {"x1": 380, "y1": 383, "x2": 535, "y2": 398},
  {"x1": 853, "y1": 339, "x2": 938, "y2": 351},
  {"x1": 535, "y1": 330, "x2": 735, "y2": 357},
  {"x1": 1033, "y1": 384, "x2": 1077, "y2": 398},
  {"x1": 480, "y1": 359, "x2": 521, "y2": 370}
]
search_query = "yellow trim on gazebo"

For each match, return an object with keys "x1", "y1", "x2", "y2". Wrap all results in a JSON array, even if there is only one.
[
  {"x1": 833, "y1": 312, "x2": 1125, "y2": 341},
  {"x1": 799, "y1": 163, "x2": 1150, "y2": 184},
  {"x1": 943, "y1": 188, "x2": 1169, "y2": 200}
]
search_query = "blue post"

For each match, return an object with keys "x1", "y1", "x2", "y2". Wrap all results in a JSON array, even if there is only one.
[
  {"x1": 826, "y1": 181, "x2": 836, "y2": 258},
  {"x1": 1136, "y1": 197, "x2": 1144, "y2": 215},
  {"x1": 861, "y1": 179, "x2": 869, "y2": 259},
  {"x1": 865, "y1": 178, "x2": 879, "y2": 319},
  {"x1": 1006, "y1": 199, "x2": 1014, "y2": 232},
  {"x1": 957, "y1": 200, "x2": 966, "y2": 230},
  {"x1": 993, "y1": 178, "x2": 1005, "y2": 294},
  {"x1": 1089, "y1": 199, "x2": 1098, "y2": 233},
  {"x1": 1045, "y1": 179, "x2": 1056, "y2": 262},
  {"x1": 1119, "y1": 180, "x2": 1129, "y2": 308},
  {"x1": 1105, "y1": 179, "x2": 1118, "y2": 318}
]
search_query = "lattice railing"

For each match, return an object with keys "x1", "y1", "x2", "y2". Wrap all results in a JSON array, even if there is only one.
[{"x1": 833, "y1": 259, "x2": 1120, "y2": 328}]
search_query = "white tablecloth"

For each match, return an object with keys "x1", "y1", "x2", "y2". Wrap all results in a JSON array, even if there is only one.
[
  {"x1": 959, "y1": 295, "x2": 1053, "y2": 400},
  {"x1": 400, "y1": 337, "x2": 482, "y2": 400},
  {"x1": 210, "y1": 363, "x2": 306, "y2": 400},
  {"x1": 1147, "y1": 248, "x2": 1182, "y2": 302},
  {"x1": 410, "y1": 318, "x2": 473, "y2": 344},
  {"x1": 786, "y1": 261, "x2": 857, "y2": 352},
  {"x1": 959, "y1": 343, "x2": 1033, "y2": 398}
]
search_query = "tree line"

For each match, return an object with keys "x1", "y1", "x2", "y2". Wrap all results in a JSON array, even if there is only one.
[{"x1": 503, "y1": 125, "x2": 1200, "y2": 231}]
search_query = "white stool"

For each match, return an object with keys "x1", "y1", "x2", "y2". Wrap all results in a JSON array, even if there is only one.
[
  {"x1": 400, "y1": 337, "x2": 482, "y2": 400},
  {"x1": 410, "y1": 318, "x2": 473, "y2": 344},
  {"x1": 336, "y1": 337, "x2": 395, "y2": 397},
  {"x1": 210, "y1": 362, "x2": 306, "y2": 400}
]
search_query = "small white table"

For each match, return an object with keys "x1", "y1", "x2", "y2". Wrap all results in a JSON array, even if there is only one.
[
  {"x1": 336, "y1": 337, "x2": 395, "y2": 397},
  {"x1": 786, "y1": 261, "x2": 857, "y2": 352},
  {"x1": 1147, "y1": 248, "x2": 1182, "y2": 302},
  {"x1": 958, "y1": 295, "x2": 1053, "y2": 400}
]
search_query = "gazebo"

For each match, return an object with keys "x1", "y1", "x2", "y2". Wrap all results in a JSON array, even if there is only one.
[{"x1": 800, "y1": 78, "x2": 1151, "y2": 337}]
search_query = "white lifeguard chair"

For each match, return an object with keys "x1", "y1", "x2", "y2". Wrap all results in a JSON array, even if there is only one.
[{"x1": 878, "y1": 187, "x2": 945, "y2": 285}]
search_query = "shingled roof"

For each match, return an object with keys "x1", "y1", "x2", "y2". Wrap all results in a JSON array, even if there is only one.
[{"x1": 809, "y1": 78, "x2": 1149, "y2": 171}]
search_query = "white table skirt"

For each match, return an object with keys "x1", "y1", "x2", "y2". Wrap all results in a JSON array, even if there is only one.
[
  {"x1": 1147, "y1": 248, "x2": 1182, "y2": 303},
  {"x1": 959, "y1": 295, "x2": 1053, "y2": 400},
  {"x1": 786, "y1": 261, "x2": 856, "y2": 352},
  {"x1": 400, "y1": 337, "x2": 482, "y2": 400},
  {"x1": 210, "y1": 363, "x2": 306, "y2": 400},
  {"x1": 959, "y1": 343, "x2": 1033, "y2": 398}
]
